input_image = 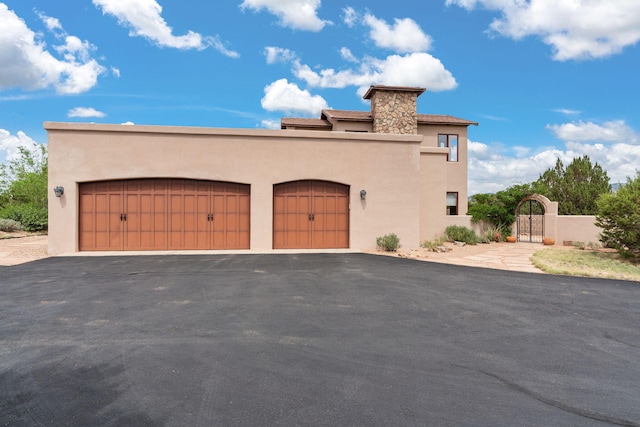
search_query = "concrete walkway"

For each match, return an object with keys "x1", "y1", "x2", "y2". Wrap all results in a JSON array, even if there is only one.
[
  {"x1": 0, "y1": 235, "x2": 547, "y2": 273},
  {"x1": 386, "y1": 242, "x2": 547, "y2": 274}
]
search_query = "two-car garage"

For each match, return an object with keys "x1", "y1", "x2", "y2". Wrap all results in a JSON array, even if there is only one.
[{"x1": 79, "y1": 178, "x2": 349, "y2": 251}]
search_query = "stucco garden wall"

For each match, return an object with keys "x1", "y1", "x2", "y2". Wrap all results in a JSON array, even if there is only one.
[{"x1": 554, "y1": 216, "x2": 601, "y2": 245}]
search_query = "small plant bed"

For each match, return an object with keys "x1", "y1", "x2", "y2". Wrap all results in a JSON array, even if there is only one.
[{"x1": 531, "y1": 247, "x2": 640, "y2": 282}]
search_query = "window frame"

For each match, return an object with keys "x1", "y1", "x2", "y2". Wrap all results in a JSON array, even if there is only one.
[
  {"x1": 438, "y1": 134, "x2": 459, "y2": 162},
  {"x1": 446, "y1": 192, "x2": 458, "y2": 216}
]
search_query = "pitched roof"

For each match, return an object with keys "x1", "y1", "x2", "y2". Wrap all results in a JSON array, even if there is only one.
[
  {"x1": 418, "y1": 114, "x2": 478, "y2": 126},
  {"x1": 280, "y1": 117, "x2": 331, "y2": 130},
  {"x1": 281, "y1": 110, "x2": 477, "y2": 129}
]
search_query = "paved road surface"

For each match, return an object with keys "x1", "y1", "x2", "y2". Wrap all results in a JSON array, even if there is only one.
[{"x1": 1, "y1": 254, "x2": 639, "y2": 426}]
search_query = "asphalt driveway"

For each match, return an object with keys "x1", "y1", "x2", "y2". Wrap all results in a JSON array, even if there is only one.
[{"x1": 1, "y1": 254, "x2": 639, "y2": 426}]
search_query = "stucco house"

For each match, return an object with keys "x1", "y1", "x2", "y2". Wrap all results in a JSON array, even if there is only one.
[{"x1": 46, "y1": 85, "x2": 478, "y2": 255}]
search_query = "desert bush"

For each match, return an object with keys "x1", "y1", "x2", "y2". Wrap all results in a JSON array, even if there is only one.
[
  {"x1": 482, "y1": 224, "x2": 503, "y2": 242},
  {"x1": 0, "y1": 218, "x2": 24, "y2": 232},
  {"x1": 376, "y1": 233, "x2": 400, "y2": 252},
  {"x1": 445, "y1": 225, "x2": 479, "y2": 245},
  {"x1": 0, "y1": 203, "x2": 48, "y2": 232},
  {"x1": 421, "y1": 235, "x2": 447, "y2": 250}
]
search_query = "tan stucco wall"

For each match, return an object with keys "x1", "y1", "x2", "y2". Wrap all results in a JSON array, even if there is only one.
[
  {"x1": 554, "y1": 216, "x2": 602, "y2": 245},
  {"x1": 47, "y1": 123, "x2": 424, "y2": 254},
  {"x1": 417, "y1": 124, "x2": 469, "y2": 240}
]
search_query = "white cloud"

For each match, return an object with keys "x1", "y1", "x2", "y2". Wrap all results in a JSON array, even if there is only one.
[
  {"x1": 553, "y1": 108, "x2": 581, "y2": 116},
  {"x1": 342, "y1": 6, "x2": 358, "y2": 27},
  {"x1": 293, "y1": 52, "x2": 457, "y2": 92},
  {"x1": 339, "y1": 47, "x2": 358, "y2": 62},
  {"x1": 468, "y1": 119, "x2": 640, "y2": 194},
  {"x1": 0, "y1": 4, "x2": 106, "y2": 94},
  {"x1": 240, "y1": 0, "x2": 330, "y2": 32},
  {"x1": 68, "y1": 107, "x2": 106, "y2": 118},
  {"x1": 0, "y1": 129, "x2": 42, "y2": 162},
  {"x1": 363, "y1": 14, "x2": 432, "y2": 53},
  {"x1": 261, "y1": 78, "x2": 329, "y2": 116},
  {"x1": 93, "y1": 0, "x2": 239, "y2": 57},
  {"x1": 36, "y1": 10, "x2": 63, "y2": 33},
  {"x1": 260, "y1": 119, "x2": 280, "y2": 129},
  {"x1": 446, "y1": 0, "x2": 640, "y2": 60},
  {"x1": 264, "y1": 46, "x2": 297, "y2": 64},
  {"x1": 111, "y1": 67, "x2": 121, "y2": 77},
  {"x1": 547, "y1": 120, "x2": 638, "y2": 144}
]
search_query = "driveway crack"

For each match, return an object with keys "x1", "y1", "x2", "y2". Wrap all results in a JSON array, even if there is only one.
[{"x1": 454, "y1": 365, "x2": 639, "y2": 427}]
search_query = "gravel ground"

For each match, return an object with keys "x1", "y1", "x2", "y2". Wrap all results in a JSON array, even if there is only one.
[{"x1": 0, "y1": 234, "x2": 49, "y2": 266}]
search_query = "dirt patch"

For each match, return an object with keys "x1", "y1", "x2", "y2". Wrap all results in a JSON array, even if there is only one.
[{"x1": 0, "y1": 233, "x2": 49, "y2": 266}]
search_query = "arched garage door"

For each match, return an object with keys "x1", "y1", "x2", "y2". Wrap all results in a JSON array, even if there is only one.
[
  {"x1": 273, "y1": 180, "x2": 349, "y2": 249},
  {"x1": 79, "y1": 179, "x2": 249, "y2": 251}
]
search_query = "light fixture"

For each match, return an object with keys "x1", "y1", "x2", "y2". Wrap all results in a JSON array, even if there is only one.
[
  {"x1": 360, "y1": 189, "x2": 367, "y2": 200},
  {"x1": 54, "y1": 186, "x2": 64, "y2": 197}
]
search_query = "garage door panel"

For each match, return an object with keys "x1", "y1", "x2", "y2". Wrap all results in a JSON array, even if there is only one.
[
  {"x1": 273, "y1": 180, "x2": 349, "y2": 249},
  {"x1": 80, "y1": 179, "x2": 250, "y2": 251}
]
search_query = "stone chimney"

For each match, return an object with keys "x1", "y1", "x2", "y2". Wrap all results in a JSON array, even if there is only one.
[{"x1": 363, "y1": 85, "x2": 426, "y2": 134}]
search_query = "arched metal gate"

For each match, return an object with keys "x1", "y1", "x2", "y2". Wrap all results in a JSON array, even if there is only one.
[{"x1": 516, "y1": 198, "x2": 545, "y2": 243}]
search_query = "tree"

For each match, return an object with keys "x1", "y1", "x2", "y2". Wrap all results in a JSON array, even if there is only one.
[
  {"x1": 534, "y1": 155, "x2": 611, "y2": 215},
  {"x1": 468, "y1": 183, "x2": 534, "y2": 238},
  {"x1": 0, "y1": 143, "x2": 48, "y2": 231},
  {"x1": 595, "y1": 172, "x2": 640, "y2": 259}
]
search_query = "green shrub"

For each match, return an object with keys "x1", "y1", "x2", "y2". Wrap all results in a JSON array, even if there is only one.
[
  {"x1": 482, "y1": 225, "x2": 502, "y2": 242},
  {"x1": 0, "y1": 218, "x2": 24, "y2": 232},
  {"x1": 445, "y1": 225, "x2": 479, "y2": 245},
  {"x1": 596, "y1": 172, "x2": 640, "y2": 259},
  {"x1": 0, "y1": 203, "x2": 48, "y2": 232},
  {"x1": 376, "y1": 233, "x2": 400, "y2": 252},
  {"x1": 421, "y1": 235, "x2": 446, "y2": 250}
]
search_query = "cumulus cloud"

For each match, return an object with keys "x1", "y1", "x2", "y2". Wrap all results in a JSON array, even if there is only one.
[
  {"x1": 240, "y1": 0, "x2": 330, "y2": 32},
  {"x1": 259, "y1": 8, "x2": 455, "y2": 115},
  {"x1": 260, "y1": 119, "x2": 280, "y2": 129},
  {"x1": 446, "y1": 0, "x2": 640, "y2": 60},
  {"x1": 0, "y1": 4, "x2": 106, "y2": 94},
  {"x1": 68, "y1": 107, "x2": 106, "y2": 118},
  {"x1": 362, "y1": 14, "x2": 432, "y2": 53},
  {"x1": 293, "y1": 52, "x2": 457, "y2": 92},
  {"x1": 261, "y1": 78, "x2": 329, "y2": 116},
  {"x1": 264, "y1": 46, "x2": 297, "y2": 64},
  {"x1": 339, "y1": 47, "x2": 358, "y2": 62},
  {"x1": 547, "y1": 120, "x2": 638, "y2": 144},
  {"x1": 93, "y1": 0, "x2": 239, "y2": 56},
  {"x1": 0, "y1": 129, "x2": 42, "y2": 162},
  {"x1": 468, "y1": 120, "x2": 640, "y2": 194},
  {"x1": 342, "y1": 6, "x2": 358, "y2": 27}
]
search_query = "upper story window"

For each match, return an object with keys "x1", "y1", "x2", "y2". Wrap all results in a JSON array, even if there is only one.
[{"x1": 438, "y1": 134, "x2": 458, "y2": 162}]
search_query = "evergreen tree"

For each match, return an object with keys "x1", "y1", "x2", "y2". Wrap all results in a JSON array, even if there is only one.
[
  {"x1": 534, "y1": 155, "x2": 611, "y2": 215},
  {"x1": 596, "y1": 172, "x2": 640, "y2": 259}
]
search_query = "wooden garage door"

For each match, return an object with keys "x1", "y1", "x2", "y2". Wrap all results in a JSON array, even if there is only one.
[
  {"x1": 273, "y1": 180, "x2": 349, "y2": 249},
  {"x1": 79, "y1": 179, "x2": 249, "y2": 251}
]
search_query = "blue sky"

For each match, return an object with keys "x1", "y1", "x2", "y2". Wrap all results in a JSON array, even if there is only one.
[{"x1": 1, "y1": 0, "x2": 639, "y2": 194}]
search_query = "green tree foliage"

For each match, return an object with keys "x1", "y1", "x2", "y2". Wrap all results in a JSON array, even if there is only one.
[
  {"x1": 0, "y1": 143, "x2": 48, "y2": 231},
  {"x1": 534, "y1": 155, "x2": 611, "y2": 215},
  {"x1": 467, "y1": 183, "x2": 534, "y2": 238},
  {"x1": 595, "y1": 172, "x2": 640, "y2": 259}
]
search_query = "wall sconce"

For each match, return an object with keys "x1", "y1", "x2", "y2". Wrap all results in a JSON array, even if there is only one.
[
  {"x1": 360, "y1": 189, "x2": 367, "y2": 200},
  {"x1": 53, "y1": 186, "x2": 64, "y2": 197}
]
